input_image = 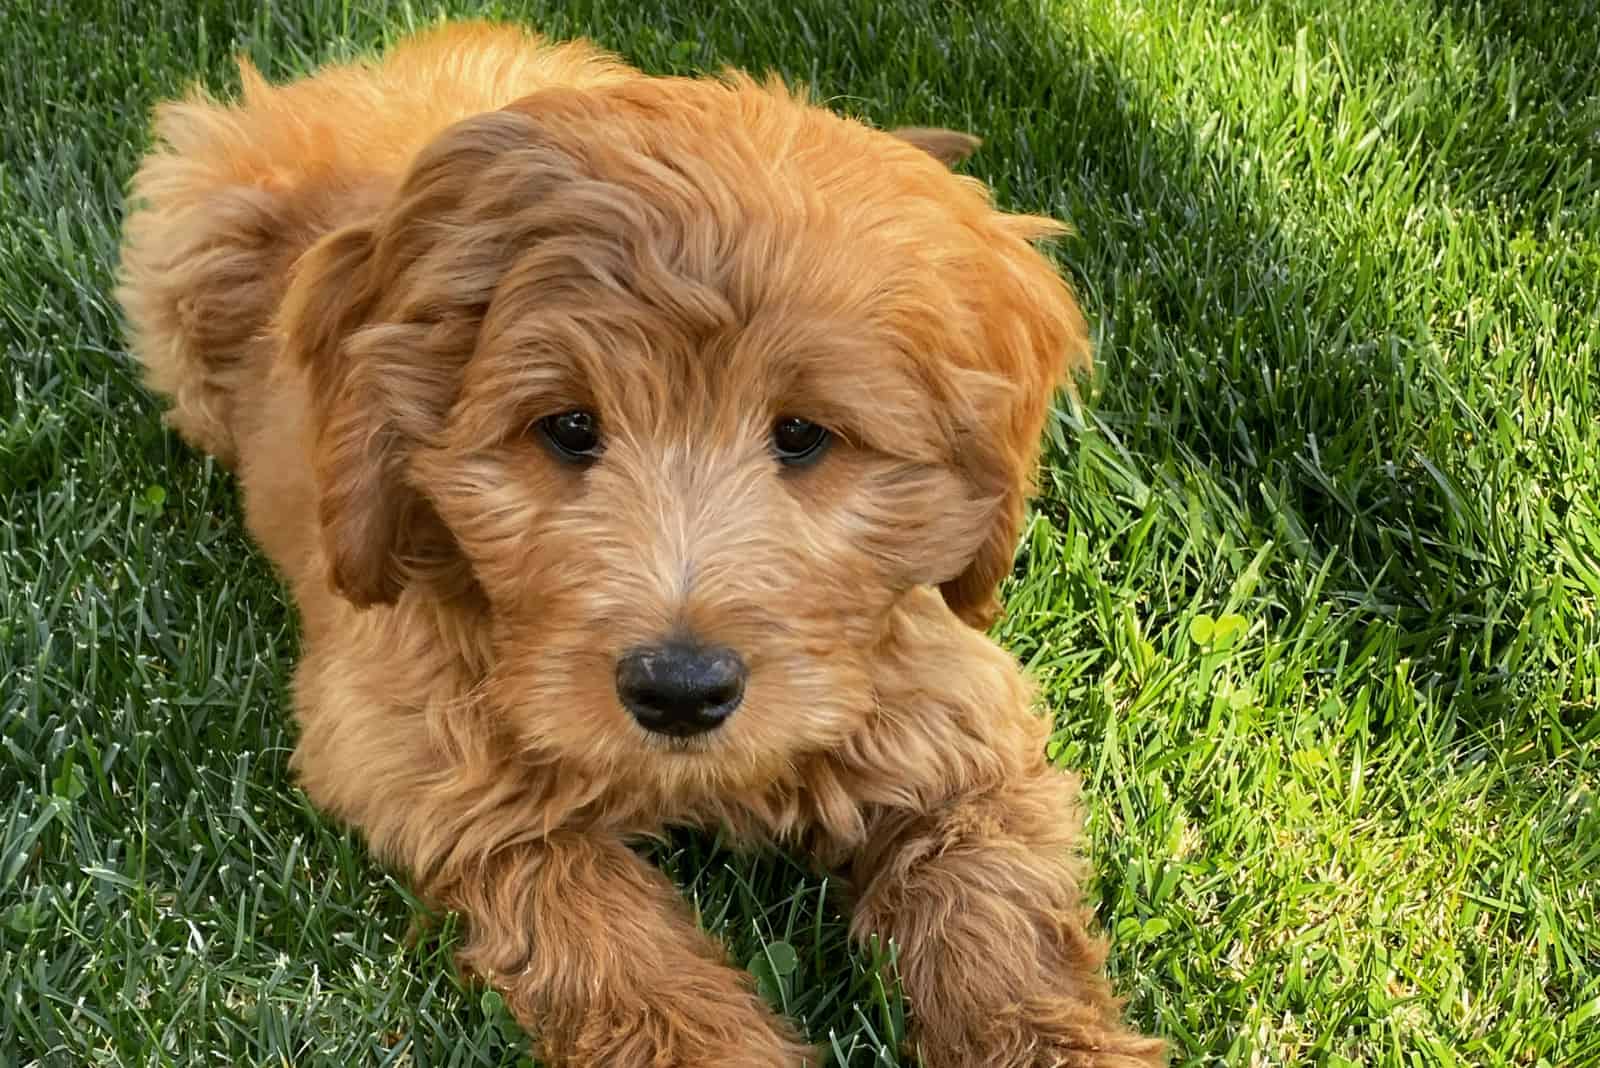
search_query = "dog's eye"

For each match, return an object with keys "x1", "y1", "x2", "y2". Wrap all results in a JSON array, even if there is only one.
[
  {"x1": 771, "y1": 417, "x2": 830, "y2": 465},
  {"x1": 539, "y1": 410, "x2": 602, "y2": 461}
]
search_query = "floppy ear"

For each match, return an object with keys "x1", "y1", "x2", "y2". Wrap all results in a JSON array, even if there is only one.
[
  {"x1": 279, "y1": 110, "x2": 556, "y2": 607},
  {"x1": 280, "y1": 221, "x2": 415, "y2": 607},
  {"x1": 890, "y1": 126, "x2": 981, "y2": 167},
  {"x1": 937, "y1": 433, "x2": 1042, "y2": 631},
  {"x1": 937, "y1": 218, "x2": 1090, "y2": 629}
]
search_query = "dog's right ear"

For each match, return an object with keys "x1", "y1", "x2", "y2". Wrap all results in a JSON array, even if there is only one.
[
  {"x1": 279, "y1": 108, "x2": 574, "y2": 608},
  {"x1": 280, "y1": 221, "x2": 415, "y2": 607}
]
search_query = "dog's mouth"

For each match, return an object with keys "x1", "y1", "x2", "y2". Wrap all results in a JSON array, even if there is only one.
[{"x1": 640, "y1": 731, "x2": 721, "y2": 756}]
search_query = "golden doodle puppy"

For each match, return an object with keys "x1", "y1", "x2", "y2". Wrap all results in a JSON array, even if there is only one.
[{"x1": 118, "y1": 21, "x2": 1165, "y2": 1068}]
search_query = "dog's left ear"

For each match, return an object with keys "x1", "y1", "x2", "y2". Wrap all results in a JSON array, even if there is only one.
[
  {"x1": 890, "y1": 126, "x2": 981, "y2": 167},
  {"x1": 937, "y1": 216, "x2": 1090, "y2": 629}
]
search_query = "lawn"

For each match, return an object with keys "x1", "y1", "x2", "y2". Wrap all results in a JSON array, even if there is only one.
[{"x1": 2, "y1": 0, "x2": 1597, "y2": 1064}]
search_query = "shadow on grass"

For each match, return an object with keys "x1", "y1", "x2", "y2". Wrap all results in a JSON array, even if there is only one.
[
  {"x1": 994, "y1": 0, "x2": 1600, "y2": 740},
  {"x1": 1426, "y1": 0, "x2": 1600, "y2": 200}
]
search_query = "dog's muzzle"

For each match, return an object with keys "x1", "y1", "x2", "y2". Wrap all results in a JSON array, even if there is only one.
[{"x1": 615, "y1": 641, "x2": 746, "y2": 737}]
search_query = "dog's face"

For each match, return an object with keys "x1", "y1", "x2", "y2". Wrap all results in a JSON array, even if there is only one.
[{"x1": 281, "y1": 77, "x2": 1086, "y2": 794}]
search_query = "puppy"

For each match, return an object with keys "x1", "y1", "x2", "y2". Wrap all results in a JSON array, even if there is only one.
[{"x1": 118, "y1": 21, "x2": 1165, "y2": 1068}]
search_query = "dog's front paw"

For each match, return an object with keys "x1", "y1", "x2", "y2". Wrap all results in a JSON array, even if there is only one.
[
  {"x1": 909, "y1": 995, "x2": 1166, "y2": 1068},
  {"x1": 504, "y1": 963, "x2": 813, "y2": 1068},
  {"x1": 846, "y1": 773, "x2": 1167, "y2": 1068},
  {"x1": 483, "y1": 969, "x2": 813, "y2": 1068},
  {"x1": 554, "y1": 1009, "x2": 813, "y2": 1068}
]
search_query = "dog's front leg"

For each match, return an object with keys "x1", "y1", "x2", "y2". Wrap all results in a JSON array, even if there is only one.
[
  {"x1": 847, "y1": 767, "x2": 1166, "y2": 1068},
  {"x1": 440, "y1": 831, "x2": 812, "y2": 1067}
]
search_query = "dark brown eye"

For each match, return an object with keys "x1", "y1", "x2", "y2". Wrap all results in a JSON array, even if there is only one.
[
  {"x1": 771, "y1": 416, "x2": 830, "y2": 465},
  {"x1": 539, "y1": 410, "x2": 602, "y2": 461}
]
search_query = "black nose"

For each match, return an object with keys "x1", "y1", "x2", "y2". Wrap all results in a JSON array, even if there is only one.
[{"x1": 615, "y1": 642, "x2": 746, "y2": 737}]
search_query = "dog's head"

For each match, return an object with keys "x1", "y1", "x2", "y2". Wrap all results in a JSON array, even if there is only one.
[{"x1": 281, "y1": 74, "x2": 1087, "y2": 790}]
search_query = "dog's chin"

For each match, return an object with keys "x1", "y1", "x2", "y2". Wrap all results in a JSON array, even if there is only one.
[
  {"x1": 637, "y1": 730, "x2": 723, "y2": 757},
  {"x1": 623, "y1": 719, "x2": 802, "y2": 799}
]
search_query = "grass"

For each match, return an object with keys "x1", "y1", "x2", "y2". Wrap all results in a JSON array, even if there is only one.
[{"x1": 2, "y1": 0, "x2": 1597, "y2": 1064}]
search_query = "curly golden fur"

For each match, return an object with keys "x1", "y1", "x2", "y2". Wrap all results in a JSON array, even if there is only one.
[{"x1": 117, "y1": 21, "x2": 1165, "y2": 1067}]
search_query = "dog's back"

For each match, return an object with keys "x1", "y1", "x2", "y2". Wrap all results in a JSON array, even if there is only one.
[{"x1": 117, "y1": 23, "x2": 632, "y2": 464}]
